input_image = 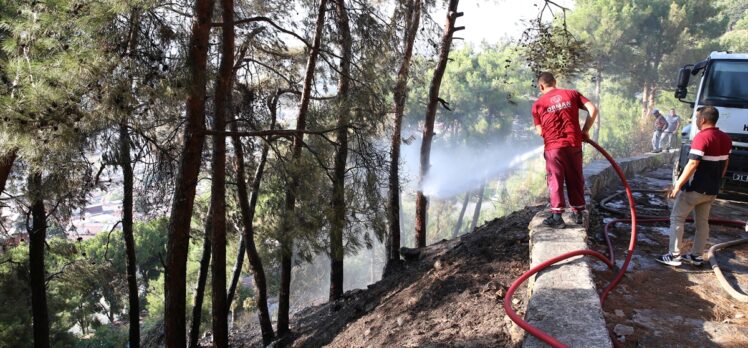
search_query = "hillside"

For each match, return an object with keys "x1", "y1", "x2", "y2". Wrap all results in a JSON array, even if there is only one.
[{"x1": 230, "y1": 207, "x2": 541, "y2": 347}]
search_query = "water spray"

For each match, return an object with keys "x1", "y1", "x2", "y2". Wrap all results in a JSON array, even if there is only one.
[{"x1": 401, "y1": 141, "x2": 544, "y2": 198}]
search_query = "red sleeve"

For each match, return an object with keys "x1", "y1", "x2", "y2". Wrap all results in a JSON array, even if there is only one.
[
  {"x1": 532, "y1": 102, "x2": 541, "y2": 126},
  {"x1": 576, "y1": 91, "x2": 590, "y2": 111},
  {"x1": 689, "y1": 132, "x2": 706, "y2": 160},
  {"x1": 724, "y1": 134, "x2": 733, "y2": 155}
]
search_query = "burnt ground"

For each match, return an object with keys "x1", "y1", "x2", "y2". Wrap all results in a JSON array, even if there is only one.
[
  {"x1": 590, "y1": 164, "x2": 748, "y2": 347},
  {"x1": 229, "y1": 207, "x2": 541, "y2": 348}
]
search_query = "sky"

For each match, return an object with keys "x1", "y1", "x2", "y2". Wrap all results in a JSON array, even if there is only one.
[{"x1": 444, "y1": 0, "x2": 576, "y2": 45}]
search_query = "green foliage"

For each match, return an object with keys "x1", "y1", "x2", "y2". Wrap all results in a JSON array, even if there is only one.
[
  {"x1": 80, "y1": 324, "x2": 128, "y2": 348},
  {"x1": 719, "y1": 0, "x2": 748, "y2": 52},
  {"x1": 567, "y1": 0, "x2": 635, "y2": 75},
  {"x1": 405, "y1": 44, "x2": 534, "y2": 145},
  {"x1": 0, "y1": 217, "x2": 170, "y2": 346},
  {"x1": 518, "y1": 2, "x2": 589, "y2": 78},
  {"x1": 596, "y1": 93, "x2": 646, "y2": 156},
  {"x1": 0, "y1": 247, "x2": 33, "y2": 347}
]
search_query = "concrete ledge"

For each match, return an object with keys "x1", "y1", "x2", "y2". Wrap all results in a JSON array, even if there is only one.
[
  {"x1": 524, "y1": 212, "x2": 611, "y2": 348},
  {"x1": 584, "y1": 150, "x2": 678, "y2": 200},
  {"x1": 523, "y1": 151, "x2": 676, "y2": 347}
]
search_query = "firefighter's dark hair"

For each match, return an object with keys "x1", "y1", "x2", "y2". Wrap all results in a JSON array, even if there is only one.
[
  {"x1": 537, "y1": 72, "x2": 556, "y2": 87},
  {"x1": 697, "y1": 105, "x2": 719, "y2": 124}
]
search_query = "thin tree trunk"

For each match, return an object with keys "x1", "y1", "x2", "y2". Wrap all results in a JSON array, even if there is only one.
[
  {"x1": 188, "y1": 205, "x2": 213, "y2": 348},
  {"x1": 329, "y1": 0, "x2": 352, "y2": 302},
  {"x1": 470, "y1": 182, "x2": 485, "y2": 231},
  {"x1": 415, "y1": 0, "x2": 462, "y2": 248},
  {"x1": 164, "y1": 0, "x2": 215, "y2": 345},
  {"x1": 641, "y1": 81, "x2": 650, "y2": 120},
  {"x1": 226, "y1": 235, "x2": 244, "y2": 310},
  {"x1": 229, "y1": 89, "x2": 276, "y2": 345},
  {"x1": 121, "y1": 6, "x2": 141, "y2": 347},
  {"x1": 0, "y1": 148, "x2": 17, "y2": 194},
  {"x1": 120, "y1": 123, "x2": 140, "y2": 348},
  {"x1": 369, "y1": 247, "x2": 375, "y2": 283},
  {"x1": 593, "y1": 66, "x2": 601, "y2": 143},
  {"x1": 452, "y1": 192, "x2": 470, "y2": 238},
  {"x1": 434, "y1": 204, "x2": 442, "y2": 237},
  {"x1": 647, "y1": 85, "x2": 657, "y2": 117},
  {"x1": 387, "y1": 0, "x2": 422, "y2": 269},
  {"x1": 224, "y1": 18, "x2": 262, "y2": 322},
  {"x1": 210, "y1": 0, "x2": 234, "y2": 345},
  {"x1": 28, "y1": 173, "x2": 49, "y2": 348},
  {"x1": 277, "y1": 0, "x2": 328, "y2": 336}
]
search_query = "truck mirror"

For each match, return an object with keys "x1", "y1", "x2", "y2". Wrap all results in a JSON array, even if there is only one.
[{"x1": 674, "y1": 67, "x2": 691, "y2": 99}]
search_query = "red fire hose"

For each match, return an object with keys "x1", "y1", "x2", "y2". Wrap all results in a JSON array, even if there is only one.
[{"x1": 503, "y1": 138, "x2": 747, "y2": 347}]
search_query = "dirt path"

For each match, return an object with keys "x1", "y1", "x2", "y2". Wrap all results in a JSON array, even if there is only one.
[
  {"x1": 230, "y1": 207, "x2": 540, "y2": 347},
  {"x1": 590, "y1": 165, "x2": 748, "y2": 347}
]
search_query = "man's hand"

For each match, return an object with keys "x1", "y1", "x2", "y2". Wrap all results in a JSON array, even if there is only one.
[
  {"x1": 582, "y1": 131, "x2": 591, "y2": 141},
  {"x1": 535, "y1": 124, "x2": 543, "y2": 136},
  {"x1": 668, "y1": 186, "x2": 680, "y2": 199}
]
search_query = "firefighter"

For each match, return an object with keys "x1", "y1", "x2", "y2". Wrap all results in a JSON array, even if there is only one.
[{"x1": 531, "y1": 72, "x2": 598, "y2": 228}]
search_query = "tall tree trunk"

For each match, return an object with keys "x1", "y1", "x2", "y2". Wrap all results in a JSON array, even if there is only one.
[
  {"x1": 470, "y1": 182, "x2": 485, "y2": 231},
  {"x1": 277, "y1": 0, "x2": 328, "y2": 336},
  {"x1": 210, "y1": 0, "x2": 234, "y2": 345},
  {"x1": 164, "y1": 0, "x2": 215, "y2": 345},
  {"x1": 329, "y1": 0, "x2": 352, "y2": 302},
  {"x1": 229, "y1": 89, "x2": 276, "y2": 345},
  {"x1": 188, "y1": 205, "x2": 213, "y2": 348},
  {"x1": 387, "y1": 0, "x2": 422, "y2": 269},
  {"x1": 121, "y1": 7, "x2": 141, "y2": 347},
  {"x1": 0, "y1": 148, "x2": 17, "y2": 194},
  {"x1": 120, "y1": 123, "x2": 140, "y2": 348},
  {"x1": 28, "y1": 173, "x2": 49, "y2": 348},
  {"x1": 452, "y1": 192, "x2": 470, "y2": 238},
  {"x1": 415, "y1": 0, "x2": 462, "y2": 248},
  {"x1": 593, "y1": 66, "x2": 601, "y2": 143}
]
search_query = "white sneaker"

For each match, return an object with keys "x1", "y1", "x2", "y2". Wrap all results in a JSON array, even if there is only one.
[{"x1": 655, "y1": 253, "x2": 682, "y2": 267}]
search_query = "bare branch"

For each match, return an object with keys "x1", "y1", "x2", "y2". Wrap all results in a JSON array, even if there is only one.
[
  {"x1": 212, "y1": 17, "x2": 311, "y2": 47},
  {"x1": 204, "y1": 127, "x2": 344, "y2": 138}
]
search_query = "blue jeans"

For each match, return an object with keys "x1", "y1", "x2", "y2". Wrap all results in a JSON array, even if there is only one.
[{"x1": 652, "y1": 130, "x2": 663, "y2": 151}]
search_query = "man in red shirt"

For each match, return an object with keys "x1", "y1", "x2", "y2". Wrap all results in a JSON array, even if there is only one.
[
  {"x1": 656, "y1": 106, "x2": 732, "y2": 267},
  {"x1": 532, "y1": 72, "x2": 598, "y2": 228}
]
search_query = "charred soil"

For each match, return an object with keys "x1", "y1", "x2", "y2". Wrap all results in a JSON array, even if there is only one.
[{"x1": 230, "y1": 206, "x2": 540, "y2": 347}]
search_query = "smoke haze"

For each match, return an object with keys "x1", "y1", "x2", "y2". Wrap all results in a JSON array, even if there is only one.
[{"x1": 400, "y1": 140, "x2": 544, "y2": 198}]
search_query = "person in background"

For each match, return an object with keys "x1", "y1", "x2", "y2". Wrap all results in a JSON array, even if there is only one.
[
  {"x1": 651, "y1": 109, "x2": 667, "y2": 153},
  {"x1": 660, "y1": 108, "x2": 681, "y2": 151},
  {"x1": 531, "y1": 72, "x2": 598, "y2": 229},
  {"x1": 656, "y1": 106, "x2": 732, "y2": 267},
  {"x1": 681, "y1": 119, "x2": 692, "y2": 142}
]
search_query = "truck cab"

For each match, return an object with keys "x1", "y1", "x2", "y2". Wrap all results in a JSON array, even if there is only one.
[{"x1": 674, "y1": 52, "x2": 748, "y2": 197}]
